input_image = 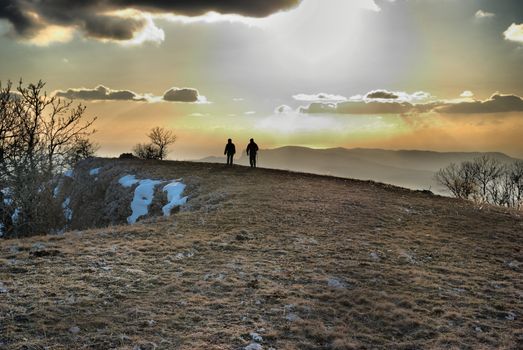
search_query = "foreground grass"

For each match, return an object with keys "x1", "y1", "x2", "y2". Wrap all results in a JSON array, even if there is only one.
[{"x1": 1, "y1": 160, "x2": 522, "y2": 349}]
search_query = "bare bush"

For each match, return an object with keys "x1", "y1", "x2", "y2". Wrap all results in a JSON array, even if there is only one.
[
  {"x1": 0, "y1": 79, "x2": 96, "y2": 237},
  {"x1": 133, "y1": 143, "x2": 162, "y2": 160}
]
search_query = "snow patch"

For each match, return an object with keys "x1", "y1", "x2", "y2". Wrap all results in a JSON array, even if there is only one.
[
  {"x1": 89, "y1": 167, "x2": 101, "y2": 176},
  {"x1": 53, "y1": 183, "x2": 61, "y2": 198},
  {"x1": 120, "y1": 175, "x2": 187, "y2": 224},
  {"x1": 118, "y1": 175, "x2": 139, "y2": 188},
  {"x1": 244, "y1": 344, "x2": 262, "y2": 350},
  {"x1": 1, "y1": 187, "x2": 13, "y2": 205},
  {"x1": 11, "y1": 208, "x2": 20, "y2": 223},
  {"x1": 128, "y1": 179, "x2": 162, "y2": 224},
  {"x1": 64, "y1": 169, "x2": 74, "y2": 178},
  {"x1": 162, "y1": 181, "x2": 188, "y2": 216},
  {"x1": 62, "y1": 197, "x2": 72, "y2": 221}
]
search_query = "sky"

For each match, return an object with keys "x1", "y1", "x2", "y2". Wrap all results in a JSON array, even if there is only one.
[{"x1": 1, "y1": 0, "x2": 523, "y2": 159}]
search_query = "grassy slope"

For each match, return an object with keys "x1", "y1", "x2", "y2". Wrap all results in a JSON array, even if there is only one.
[{"x1": 1, "y1": 160, "x2": 522, "y2": 349}]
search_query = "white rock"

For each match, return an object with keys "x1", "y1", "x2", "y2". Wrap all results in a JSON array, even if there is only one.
[
  {"x1": 69, "y1": 326, "x2": 80, "y2": 334},
  {"x1": 250, "y1": 332, "x2": 263, "y2": 342},
  {"x1": 285, "y1": 313, "x2": 300, "y2": 322},
  {"x1": 244, "y1": 343, "x2": 262, "y2": 350},
  {"x1": 370, "y1": 252, "x2": 380, "y2": 261},
  {"x1": 328, "y1": 278, "x2": 345, "y2": 289}
]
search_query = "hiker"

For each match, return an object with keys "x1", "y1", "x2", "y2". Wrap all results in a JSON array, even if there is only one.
[
  {"x1": 224, "y1": 138, "x2": 236, "y2": 166},
  {"x1": 246, "y1": 138, "x2": 259, "y2": 168}
]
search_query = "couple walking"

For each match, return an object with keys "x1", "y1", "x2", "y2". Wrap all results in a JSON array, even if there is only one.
[{"x1": 224, "y1": 138, "x2": 259, "y2": 168}]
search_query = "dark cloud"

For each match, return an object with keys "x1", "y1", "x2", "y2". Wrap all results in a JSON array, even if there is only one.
[
  {"x1": 365, "y1": 90, "x2": 399, "y2": 100},
  {"x1": 0, "y1": 0, "x2": 301, "y2": 41},
  {"x1": 0, "y1": 0, "x2": 41, "y2": 36},
  {"x1": 300, "y1": 101, "x2": 414, "y2": 115},
  {"x1": 436, "y1": 94, "x2": 523, "y2": 114},
  {"x1": 113, "y1": 1, "x2": 301, "y2": 17},
  {"x1": 55, "y1": 85, "x2": 145, "y2": 101},
  {"x1": 163, "y1": 87, "x2": 200, "y2": 102},
  {"x1": 82, "y1": 14, "x2": 145, "y2": 40},
  {"x1": 301, "y1": 93, "x2": 523, "y2": 116}
]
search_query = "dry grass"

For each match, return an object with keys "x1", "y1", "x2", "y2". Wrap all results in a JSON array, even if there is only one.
[{"x1": 1, "y1": 159, "x2": 522, "y2": 349}]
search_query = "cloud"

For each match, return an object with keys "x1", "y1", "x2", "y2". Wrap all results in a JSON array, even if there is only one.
[
  {"x1": 504, "y1": 23, "x2": 523, "y2": 44},
  {"x1": 298, "y1": 89, "x2": 436, "y2": 115},
  {"x1": 275, "y1": 105, "x2": 294, "y2": 114},
  {"x1": 436, "y1": 93, "x2": 523, "y2": 114},
  {"x1": 0, "y1": 0, "x2": 301, "y2": 44},
  {"x1": 353, "y1": 90, "x2": 432, "y2": 103},
  {"x1": 365, "y1": 90, "x2": 399, "y2": 100},
  {"x1": 300, "y1": 100, "x2": 415, "y2": 115},
  {"x1": 55, "y1": 85, "x2": 146, "y2": 101},
  {"x1": 475, "y1": 10, "x2": 494, "y2": 19},
  {"x1": 299, "y1": 90, "x2": 523, "y2": 115},
  {"x1": 163, "y1": 87, "x2": 201, "y2": 103},
  {"x1": 55, "y1": 85, "x2": 206, "y2": 103},
  {"x1": 293, "y1": 93, "x2": 347, "y2": 102}
]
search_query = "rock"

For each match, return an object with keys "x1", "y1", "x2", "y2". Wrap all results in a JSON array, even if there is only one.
[
  {"x1": 250, "y1": 332, "x2": 263, "y2": 342},
  {"x1": 370, "y1": 252, "x2": 380, "y2": 261},
  {"x1": 328, "y1": 277, "x2": 345, "y2": 289},
  {"x1": 69, "y1": 326, "x2": 80, "y2": 334},
  {"x1": 285, "y1": 313, "x2": 300, "y2": 322},
  {"x1": 506, "y1": 312, "x2": 516, "y2": 321},
  {"x1": 31, "y1": 242, "x2": 46, "y2": 250},
  {"x1": 245, "y1": 343, "x2": 262, "y2": 350},
  {"x1": 474, "y1": 326, "x2": 482, "y2": 332},
  {"x1": 247, "y1": 278, "x2": 259, "y2": 289}
]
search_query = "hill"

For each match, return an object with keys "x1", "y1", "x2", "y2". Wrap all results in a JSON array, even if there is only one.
[
  {"x1": 197, "y1": 147, "x2": 520, "y2": 194},
  {"x1": 0, "y1": 159, "x2": 522, "y2": 349}
]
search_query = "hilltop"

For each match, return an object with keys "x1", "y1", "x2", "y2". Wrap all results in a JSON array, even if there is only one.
[
  {"x1": 0, "y1": 159, "x2": 522, "y2": 349},
  {"x1": 198, "y1": 147, "x2": 520, "y2": 194}
]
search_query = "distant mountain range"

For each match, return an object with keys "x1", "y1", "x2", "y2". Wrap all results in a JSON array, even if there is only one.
[{"x1": 196, "y1": 147, "x2": 520, "y2": 194}]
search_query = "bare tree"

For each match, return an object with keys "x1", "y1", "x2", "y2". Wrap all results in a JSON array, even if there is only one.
[
  {"x1": 133, "y1": 126, "x2": 177, "y2": 160},
  {"x1": 437, "y1": 157, "x2": 523, "y2": 210},
  {"x1": 147, "y1": 126, "x2": 177, "y2": 160},
  {"x1": 472, "y1": 155, "x2": 503, "y2": 203},
  {"x1": 508, "y1": 160, "x2": 523, "y2": 209}
]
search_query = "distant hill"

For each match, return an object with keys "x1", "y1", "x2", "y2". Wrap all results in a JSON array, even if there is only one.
[{"x1": 196, "y1": 147, "x2": 520, "y2": 194}]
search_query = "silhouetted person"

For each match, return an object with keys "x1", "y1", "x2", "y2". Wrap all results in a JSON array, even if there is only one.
[
  {"x1": 224, "y1": 138, "x2": 236, "y2": 166},
  {"x1": 246, "y1": 138, "x2": 259, "y2": 168}
]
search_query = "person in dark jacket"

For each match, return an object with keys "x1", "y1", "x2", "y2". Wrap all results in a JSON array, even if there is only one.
[
  {"x1": 246, "y1": 138, "x2": 259, "y2": 168},
  {"x1": 224, "y1": 138, "x2": 236, "y2": 166}
]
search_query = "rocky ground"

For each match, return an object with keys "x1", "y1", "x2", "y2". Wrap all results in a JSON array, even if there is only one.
[{"x1": 1, "y1": 160, "x2": 522, "y2": 349}]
